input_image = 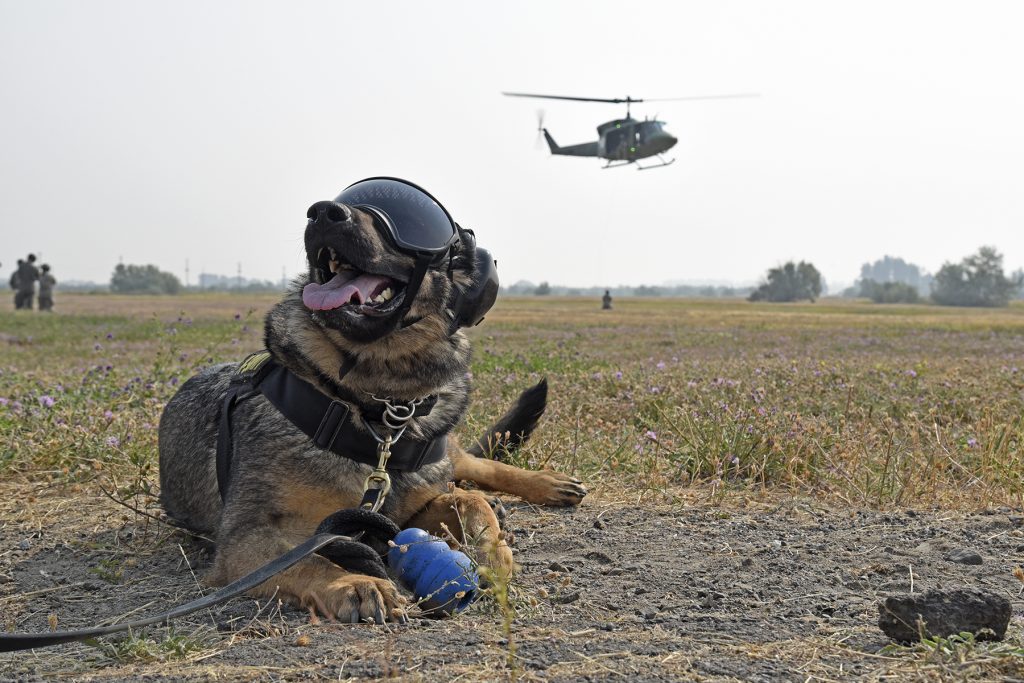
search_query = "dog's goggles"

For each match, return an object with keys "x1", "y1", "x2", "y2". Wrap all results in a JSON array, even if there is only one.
[{"x1": 335, "y1": 177, "x2": 459, "y2": 259}]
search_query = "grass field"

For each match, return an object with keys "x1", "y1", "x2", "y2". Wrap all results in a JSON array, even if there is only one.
[{"x1": 1, "y1": 293, "x2": 1023, "y2": 680}]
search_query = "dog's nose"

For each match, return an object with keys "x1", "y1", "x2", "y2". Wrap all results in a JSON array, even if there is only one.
[{"x1": 306, "y1": 201, "x2": 352, "y2": 226}]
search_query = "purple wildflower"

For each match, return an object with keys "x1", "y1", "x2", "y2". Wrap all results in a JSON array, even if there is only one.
[
  {"x1": 656, "y1": 361, "x2": 666, "y2": 370},
  {"x1": 967, "y1": 438, "x2": 978, "y2": 448},
  {"x1": 105, "y1": 436, "x2": 120, "y2": 447},
  {"x1": 614, "y1": 371, "x2": 623, "y2": 380},
  {"x1": 104, "y1": 410, "x2": 114, "y2": 420},
  {"x1": 644, "y1": 430, "x2": 658, "y2": 441},
  {"x1": 106, "y1": 332, "x2": 114, "y2": 340},
  {"x1": 38, "y1": 395, "x2": 55, "y2": 408}
]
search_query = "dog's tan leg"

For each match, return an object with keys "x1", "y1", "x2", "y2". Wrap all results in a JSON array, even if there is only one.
[
  {"x1": 450, "y1": 447, "x2": 587, "y2": 506},
  {"x1": 210, "y1": 528, "x2": 407, "y2": 623},
  {"x1": 405, "y1": 488, "x2": 515, "y2": 578}
]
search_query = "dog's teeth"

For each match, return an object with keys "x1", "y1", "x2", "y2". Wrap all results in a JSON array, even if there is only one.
[
  {"x1": 329, "y1": 260, "x2": 339, "y2": 273},
  {"x1": 317, "y1": 248, "x2": 325, "y2": 262},
  {"x1": 380, "y1": 287, "x2": 393, "y2": 301},
  {"x1": 329, "y1": 247, "x2": 338, "y2": 260},
  {"x1": 370, "y1": 293, "x2": 385, "y2": 304}
]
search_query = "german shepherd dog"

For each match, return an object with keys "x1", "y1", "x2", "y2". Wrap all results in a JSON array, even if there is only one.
[{"x1": 158, "y1": 180, "x2": 586, "y2": 623}]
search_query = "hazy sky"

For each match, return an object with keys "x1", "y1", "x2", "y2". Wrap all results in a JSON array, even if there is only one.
[{"x1": 2, "y1": 1, "x2": 1022, "y2": 290}]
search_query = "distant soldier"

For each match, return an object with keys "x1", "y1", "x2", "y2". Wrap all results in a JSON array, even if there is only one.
[
  {"x1": 10, "y1": 259, "x2": 24, "y2": 310},
  {"x1": 601, "y1": 289, "x2": 613, "y2": 310},
  {"x1": 16, "y1": 254, "x2": 40, "y2": 310},
  {"x1": 38, "y1": 264, "x2": 56, "y2": 311}
]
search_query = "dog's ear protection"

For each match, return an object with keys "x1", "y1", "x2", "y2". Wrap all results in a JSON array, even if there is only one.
[{"x1": 448, "y1": 227, "x2": 499, "y2": 332}]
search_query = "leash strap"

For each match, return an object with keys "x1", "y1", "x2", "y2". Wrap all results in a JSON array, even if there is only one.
[
  {"x1": 0, "y1": 532, "x2": 341, "y2": 652},
  {"x1": 0, "y1": 510, "x2": 402, "y2": 653}
]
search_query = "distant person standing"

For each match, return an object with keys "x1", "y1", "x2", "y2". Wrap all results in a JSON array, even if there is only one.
[
  {"x1": 38, "y1": 264, "x2": 56, "y2": 311},
  {"x1": 16, "y1": 254, "x2": 40, "y2": 310},
  {"x1": 10, "y1": 259, "x2": 23, "y2": 309},
  {"x1": 602, "y1": 289, "x2": 613, "y2": 310}
]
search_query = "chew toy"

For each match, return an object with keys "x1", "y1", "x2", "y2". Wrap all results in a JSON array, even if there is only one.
[{"x1": 387, "y1": 528, "x2": 479, "y2": 615}]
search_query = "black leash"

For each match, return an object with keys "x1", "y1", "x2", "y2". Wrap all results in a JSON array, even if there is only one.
[{"x1": 0, "y1": 510, "x2": 400, "y2": 653}]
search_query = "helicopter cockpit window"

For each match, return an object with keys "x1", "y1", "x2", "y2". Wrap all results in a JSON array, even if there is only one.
[{"x1": 638, "y1": 121, "x2": 662, "y2": 143}]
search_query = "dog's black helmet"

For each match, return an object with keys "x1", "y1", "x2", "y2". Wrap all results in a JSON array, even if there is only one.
[{"x1": 335, "y1": 177, "x2": 498, "y2": 332}]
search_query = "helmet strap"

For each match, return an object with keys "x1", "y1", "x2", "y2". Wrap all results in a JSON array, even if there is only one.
[{"x1": 395, "y1": 253, "x2": 435, "y2": 330}]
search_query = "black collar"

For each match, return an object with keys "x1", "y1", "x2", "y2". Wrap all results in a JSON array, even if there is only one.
[
  {"x1": 216, "y1": 353, "x2": 449, "y2": 500},
  {"x1": 255, "y1": 362, "x2": 446, "y2": 472}
]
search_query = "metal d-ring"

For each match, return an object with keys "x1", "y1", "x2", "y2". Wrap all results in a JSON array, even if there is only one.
[{"x1": 370, "y1": 395, "x2": 423, "y2": 431}]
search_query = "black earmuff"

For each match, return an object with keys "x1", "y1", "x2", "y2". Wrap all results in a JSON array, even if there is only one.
[{"x1": 448, "y1": 228, "x2": 499, "y2": 331}]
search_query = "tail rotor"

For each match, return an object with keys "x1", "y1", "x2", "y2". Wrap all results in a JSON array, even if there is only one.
[{"x1": 534, "y1": 108, "x2": 546, "y2": 149}]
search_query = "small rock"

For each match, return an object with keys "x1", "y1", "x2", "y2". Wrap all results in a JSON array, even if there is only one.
[
  {"x1": 741, "y1": 558, "x2": 753, "y2": 567},
  {"x1": 18, "y1": 540, "x2": 31, "y2": 551},
  {"x1": 553, "y1": 590, "x2": 580, "y2": 604},
  {"x1": 878, "y1": 587, "x2": 1010, "y2": 642},
  {"x1": 548, "y1": 561, "x2": 569, "y2": 573},
  {"x1": 634, "y1": 586, "x2": 651, "y2": 595},
  {"x1": 945, "y1": 549, "x2": 983, "y2": 565},
  {"x1": 586, "y1": 551, "x2": 613, "y2": 565},
  {"x1": 593, "y1": 518, "x2": 606, "y2": 530},
  {"x1": 641, "y1": 609, "x2": 658, "y2": 620}
]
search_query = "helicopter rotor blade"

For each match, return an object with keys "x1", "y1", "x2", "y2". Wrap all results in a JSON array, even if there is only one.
[
  {"x1": 535, "y1": 109, "x2": 546, "y2": 149},
  {"x1": 503, "y1": 92, "x2": 639, "y2": 104},
  {"x1": 503, "y1": 91, "x2": 760, "y2": 104},
  {"x1": 642, "y1": 93, "x2": 760, "y2": 102}
]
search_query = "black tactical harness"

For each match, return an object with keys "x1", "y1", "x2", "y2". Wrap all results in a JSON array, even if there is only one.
[{"x1": 216, "y1": 351, "x2": 448, "y2": 500}]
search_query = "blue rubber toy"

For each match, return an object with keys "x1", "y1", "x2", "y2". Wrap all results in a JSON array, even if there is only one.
[{"x1": 388, "y1": 528, "x2": 479, "y2": 616}]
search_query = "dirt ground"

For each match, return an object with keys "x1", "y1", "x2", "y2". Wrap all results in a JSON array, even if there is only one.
[{"x1": 2, "y1": 484, "x2": 1023, "y2": 682}]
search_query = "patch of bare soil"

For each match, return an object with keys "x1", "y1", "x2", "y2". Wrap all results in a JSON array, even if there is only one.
[{"x1": 2, "y1": 487, "x2": 1024, "y2": 681}]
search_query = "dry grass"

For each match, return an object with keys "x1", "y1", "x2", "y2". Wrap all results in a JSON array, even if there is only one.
[{"x1": 1, "y1": 293, "x2": 1023, "y2": 680}]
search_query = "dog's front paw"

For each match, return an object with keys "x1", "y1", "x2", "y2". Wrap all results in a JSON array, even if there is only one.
[
  {"x1": 307, "y1": 574, "x2": 408, "y2": 624},
  {"x1": 521, "y1": 470, "x2": 587, "y2": 506}
]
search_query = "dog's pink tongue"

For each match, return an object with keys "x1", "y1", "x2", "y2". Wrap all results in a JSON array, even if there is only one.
[{"x1": 302, "y1": 272, "x2": 390, "y2": 311}]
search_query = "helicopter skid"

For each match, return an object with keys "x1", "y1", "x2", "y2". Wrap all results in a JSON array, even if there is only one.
[
  {"x1": 601, "y1": 160, "x2": 635, "y2": 169},
  {"x1": 636, "y1": 155, "x2": 676, "y2": 170}
]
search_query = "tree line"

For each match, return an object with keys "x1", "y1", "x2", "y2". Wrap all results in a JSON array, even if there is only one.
[
  {"x1": 88, "y1": 247, "x2": 1024, "y2": 307},
  {"x1": 748, "y1": 246, "x2": 1022, "y2": 306}
]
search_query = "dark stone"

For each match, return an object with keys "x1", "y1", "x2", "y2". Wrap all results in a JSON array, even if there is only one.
[
  {"x1": 548, "y1": 561, "x2": 569, "y2": 573},
  {"x1": 878, "y1": 588, "x2": 1011, "y2": 642},
  {"x1": 945, "y1": 549, "x2": 983, "y2": 565},
  {"x1": 553, "y1": 590, "x2": 580, "y2": 604}
]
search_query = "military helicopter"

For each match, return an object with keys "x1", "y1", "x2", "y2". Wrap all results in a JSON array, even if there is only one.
[{"x1": 503, "y1": 92, "x2": 758, "y2": 170}]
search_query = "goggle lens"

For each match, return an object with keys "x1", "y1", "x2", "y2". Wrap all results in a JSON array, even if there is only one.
[{"x1": 335, "y1": 177, "x2": 457, "y2": 254}]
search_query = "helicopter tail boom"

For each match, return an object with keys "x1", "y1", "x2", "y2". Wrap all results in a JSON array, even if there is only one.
[{"x1": 542, "y1": 129, "x2": 599, "y2": 157}]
